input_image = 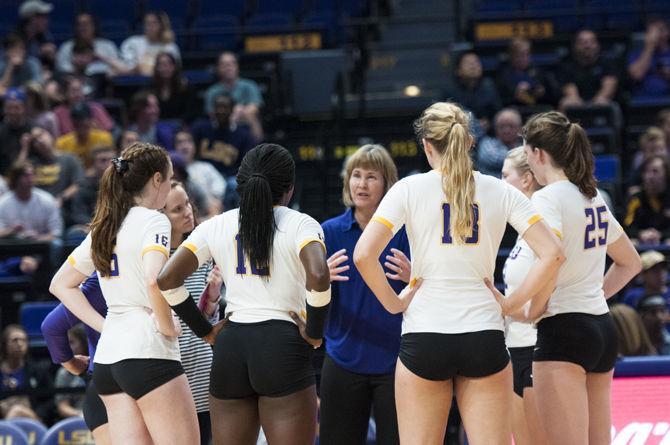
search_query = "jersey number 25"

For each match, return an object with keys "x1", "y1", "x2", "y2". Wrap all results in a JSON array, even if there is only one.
[{"x1": 584, "y1": 206, "x2": 608, "y2": 249}]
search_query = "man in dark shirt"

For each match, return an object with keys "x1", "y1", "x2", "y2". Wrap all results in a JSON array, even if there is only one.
[
  {"x1": 0, "y1": 88, "x2": 32, "y2": 175},
  {"x1": 192, "y1": 93, "x2": 257, "y2": 178},
  {"x1": 558, "y1": 29, "x2": 619, "y2": 110}
]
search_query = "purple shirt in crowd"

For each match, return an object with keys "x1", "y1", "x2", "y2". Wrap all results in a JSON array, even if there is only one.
[{"x1": 41, "y1": 274, "x2": 107, "y2": 374}]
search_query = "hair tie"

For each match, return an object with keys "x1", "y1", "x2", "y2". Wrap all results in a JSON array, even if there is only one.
[
  {"x1": 251, "y1": 172, "x2": 268, "y2": 181},
  {"x1": 111, "y1": 157, "x2": 130, "y2": 175}
]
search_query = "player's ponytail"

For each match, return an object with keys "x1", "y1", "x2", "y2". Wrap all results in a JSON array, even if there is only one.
[
  {"x1": 523, "y1": 111, "x2": 597, "y2": 199},
  {"x1": 237, "y1": 144, "x2": 295, "y2": 274},
  {"x1": 565, "y1": 123, "x2": 597, "y2": 199},
  {"x1": 414, "y1": 102, "x2": 475, "y2": 244},
  {"x1": 90, "y1": 142, "x2": 170, "y2": 276}
]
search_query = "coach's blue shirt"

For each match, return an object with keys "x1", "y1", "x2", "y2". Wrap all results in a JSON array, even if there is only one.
[{"x1": 322, "y1": 208, "x2": 410, "y2": 375}]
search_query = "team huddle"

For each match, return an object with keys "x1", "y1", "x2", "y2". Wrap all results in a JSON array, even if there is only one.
[{"x1": 45, "y1": 102, "x2": 642, "y2": 445}]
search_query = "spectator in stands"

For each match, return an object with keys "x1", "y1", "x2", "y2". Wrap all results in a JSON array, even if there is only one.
[
  {"x1": 610, "y1": 304, "x2": 658, "y2": 356},
  {"x1": 624, "y1": 155, "x2": 670, "y2": 245},
  {"x1": 623, "y1": 250, "x2": 670, "y2": 308},
  {"x1": 657, "y1": 109, "x2": 670, "y2": 151},
  {"x1": 29, "y1": 126, "x2": 84, "y2": 208},
  {"x1": 169, "y1": 152, "x2": 212, "y2": 218},
  {"x1": 557, "y1": 29, "x2": 619, "y2": 110},
  {"x1": 54, "y1": 325, "x2": 87, "y2": 419},
  {"x1": 204, "y1": 51, "x2": 264, "y2": 140},
  {"x1": 17, "y1": 0, "x2": 56, "y2": 67},
  {"x1": 0, "y1": 88, "x2": 33, "y2": 176},
  {"x1": 628, "y1": 18, "x2": 670, "y2": 97},
  {"x1": 55, "y1": 102, "x2": 114, "y2": 167},
  {"x1": 633, "y1": 126, "x2": 667, "y2": 170},
  {"x1": 55, "y1": 12, "x2": 122, "y2": 77},
  {"x1": 117, "y1": 129, "x2": 139, "y2": 152},
  {"x1": 497, "y1": 38, "x2": 558, "y2": 107},
  {"x1": 120, "y1": 11, "x2": 180, "y2": 77},
  {"x1": 150, "y1": 52, "x2": 197, "y2": 124},
  {"x1": 0, "y1": 33, "x2": 42, "y2": 95},
  {"x1": 192, "y1": 93, "x2": 256, "y2": 209},
  {"x1": 174, "y1": 130, "x2": 225, "y2": 214},
  {"x1": 56, "y1": 41, "x2": 107, "y2": 99},
  {"x1": 53, "y1": 76, "x2": 114, "y2": 135},
  {"x1": 0, "y1": 161, "x2": 63, "y2": 241},
  {"x1": 638, "y1": 294, "x2": 670, "y2": 355},
  {"x1": 440, "y1": 51, "x2": 502, "y2": 132},
  {"x1": 127, "y1": 90, "x2": 175, "y2": 151},
  {"x1": 69, "y1": 146, "x2": 114, "y2": 229},
  {"x1": 476, "y1": 108, "x2": 522, "y2": 177},
  {"x1": 0, "y1": 324, "x2": 53, "y2": 421},
  {"x1": 25, "y1": 82, "x2": 59, "y2": 137}
]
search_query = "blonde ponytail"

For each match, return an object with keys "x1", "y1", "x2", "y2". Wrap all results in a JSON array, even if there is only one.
[
  {"x1": 441, "y1": 122, "x2": 475, "y2": 243},
  {"x1": 414, "y1": 102, "x2": 475, "y2": 244}
]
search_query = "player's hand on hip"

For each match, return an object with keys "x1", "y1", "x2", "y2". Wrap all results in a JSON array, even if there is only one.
[
  {"x1": 203, "y1": 316, "x2": 228, "y2": 345},
  {"x1": 289, "y1": 311, "x2": 322, "y2": 349},
  {"x1": 483, "y1": 277, "x2": 511, "y2": 315},
  {"x1": 397, "y1": 278, "x2": 422, "y2": 312}
]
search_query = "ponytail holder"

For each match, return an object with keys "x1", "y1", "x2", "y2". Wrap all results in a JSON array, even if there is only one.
[
  {"x1": 111, "y1": 157, "x2": 130, "y2": 175},
  {"x1": 251, "y1": 172, "x2": 268, "y2": 181}
]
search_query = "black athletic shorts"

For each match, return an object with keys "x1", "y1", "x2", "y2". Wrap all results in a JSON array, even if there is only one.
[
  {"x1": 399, "y1": 330, "x2": 510, "y2": 381},
  {"x1": 82, "y1": 380, "x2": 108, "y2": 431},
  {"x1": 209, "y1": 320, "x2": 315, "y2": 399},
  {"x1": 93, "y1": 359, "x2": 184, "y2": 400},
  {"x1": 534, "y1": 312, "x2": 618, "y2": 373},
  {"x1": 509, "y1": 346, "x2": 534, "y2": 397}
]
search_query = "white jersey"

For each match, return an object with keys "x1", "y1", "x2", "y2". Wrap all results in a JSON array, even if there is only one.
[
  {"x1": 68, "y1": 207, "x2": 178, "y2": 364},
  {"x1": 372, "y1": 170, "x2": 541, "y2": 334},
  {"x1": 532, "y1": 181, "x2": 623, "y2": 318},
  {"x1": 182, "y1": 206, "x2": 324, "y2": 324},
  {"x1": 502, "y1": 237, "x2": 537, "y2": 348}
]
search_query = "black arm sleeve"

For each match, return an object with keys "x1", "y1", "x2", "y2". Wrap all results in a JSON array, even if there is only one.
[
  {"x1": 171, "y1": 296, "x2": 213, "y2": 338},
  {"x1": 305, "y1": 302, "x2": 330, "y2": 340}
]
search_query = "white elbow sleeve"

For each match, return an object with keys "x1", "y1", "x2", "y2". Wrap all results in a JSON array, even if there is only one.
[
  {"x1": 306, "y1": 287, "x2": 331, "y2": 308},
  {"x1": 161, "y1": 285, "x2": 189, "y2": 306}
]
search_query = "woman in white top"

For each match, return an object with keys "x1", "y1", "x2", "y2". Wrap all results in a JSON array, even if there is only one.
[
  {"x1": 158, "y1": 143, "x2": 331, "y2": 445},
  {"x1": 490, "y1": 112, "x2": 641, "y2": 445},
  {"x1": 49, "y1": 142, "x2": 212, "y2": 444},
  {"x1": 354, "y1": 102, "x2": 565, "y2": 445},
  {"x1": 500, "y1": 147, "x2": 547, "y2": 445},
  {"x1": 120, "y1": 11, "x2": 180, "y2": 76}
]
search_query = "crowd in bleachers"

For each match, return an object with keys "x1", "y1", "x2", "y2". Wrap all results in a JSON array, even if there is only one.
[{"x1": 0, "y1": 0, "x2": 668, "y2": 435}]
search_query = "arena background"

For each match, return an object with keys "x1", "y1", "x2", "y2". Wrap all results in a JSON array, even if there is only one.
[{"x1": 0, "y1": 0, "x2": 669, "y2": 444}]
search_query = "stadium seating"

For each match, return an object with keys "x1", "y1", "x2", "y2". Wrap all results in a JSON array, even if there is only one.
[
  {"x1": 9, "y1": 417, "x2": 47, "y2": 445},
  {"x1": 0, "y1": 421, "x2": 30, "y2": 445},
  {"x1": 20, "y1": 301, "x2": 59, "y2": 348},
  {"x1": 41, "y1": 417, "x2": 92, "y2": 445}
]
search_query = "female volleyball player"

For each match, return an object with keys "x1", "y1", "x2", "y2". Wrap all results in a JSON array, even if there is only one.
[
  {"x1": 354, "y1": 102, "x2": 565, "y2": 445},
  {"x1": 157, "y1": 143, "x2": 331, "y2": 445},
  {"x1": 50, "y1": 142, "x2": 209, "y2": 444},
  {"x1": 164, "y1": 180, "x2": 222, "y2": 445},
  {"x1": 500, "y1": 146, "x2": 547, "y2": 445},
  {"x1": 496, "y1": 112, "x2": 641, "y2": 445},
  {"x1": 320, "y1": 144, "x2": 410, "y2": 445}
]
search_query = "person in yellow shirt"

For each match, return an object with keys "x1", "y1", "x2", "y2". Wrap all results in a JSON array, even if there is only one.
[{"x1": 55, "y1": 102, "x2": 113, "y2": 167}]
